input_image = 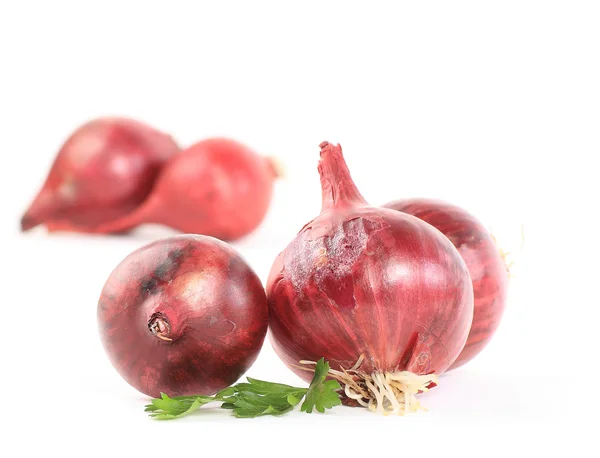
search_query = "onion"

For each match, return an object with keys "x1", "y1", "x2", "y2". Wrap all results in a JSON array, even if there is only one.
[
  {"x1": 93, "y1": 138, "x2": 279, "y2": 241},
  {"x1": 21, "y1": 117, "x2": 179, "y2": 233},
  {"x1": 384, "y1": 198, "x2": 509, "y2": 369},
  {"x1": 266, "y1": 142, "x2": 474, "y2": 414},
  {"x1": 97, "y1": 234, "x2": 268, "y2": 397}
]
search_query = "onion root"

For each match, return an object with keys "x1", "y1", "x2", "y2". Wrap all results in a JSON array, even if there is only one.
[
  {"x1": 297, "y1": 357, "x2": 438, "y2": 415},
  {"x1": 490, "y1": 223, "x2": 525, "y2": 278}
]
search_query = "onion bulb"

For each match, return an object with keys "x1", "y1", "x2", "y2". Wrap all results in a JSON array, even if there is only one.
[
  {"x1": 266, "y1": 142, "x2": 474, "y2": 414},
  {"x1": 384, "y1": 198, "x2": 509, "y2": 369},
  {"x1": 98, "y1": 234, "x2": 268, "y2": 397}
]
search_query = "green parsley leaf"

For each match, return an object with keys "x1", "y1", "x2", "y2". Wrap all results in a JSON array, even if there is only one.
[
  {"x1": 145, "y1": 393, "x2": 216, "y2": 420},
  {"x1": 145, "y1": 358, "x2": 342, "y2": 420},
  {"x1": 300, "y1": 358, "x2": 342, "y2": 413}
]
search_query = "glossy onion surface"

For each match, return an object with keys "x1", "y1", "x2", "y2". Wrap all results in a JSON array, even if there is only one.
[
  {"x1": 21, "y1": 117, "x2": 179, "y2": 232},
  {"x1": 384, "y1": 198, "x2": 509, "y2": 369},
  {"x1": 267, "y1": 143, "x2": 474, "y2": 387},
  {"x1": 98, "y1": 234, "x2": 268, "y2": 397}
]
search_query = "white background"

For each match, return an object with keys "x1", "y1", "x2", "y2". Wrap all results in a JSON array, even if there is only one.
[{"x1": 1, "y1": 1, "x2": 598, "y2": 456}]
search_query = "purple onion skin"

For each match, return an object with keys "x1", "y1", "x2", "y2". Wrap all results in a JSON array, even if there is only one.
[
  {"x1": 98, "y1": 234, "x2": 268, "y2": 398},
  {"x1": 384, "y1": 199, "x2": 509, "y2": 369},
  {"x1": 266, "y1": 143, "x2": 474, "y2": 383}
]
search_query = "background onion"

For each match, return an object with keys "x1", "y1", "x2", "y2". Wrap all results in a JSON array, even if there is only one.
[{"x1": 384, "y1": 198, "x2": 509, "y2": 369}]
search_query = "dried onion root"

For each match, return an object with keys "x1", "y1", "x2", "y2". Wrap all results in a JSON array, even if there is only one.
[
  {"x1": 490, "y1": 224, "x2": 525, "y2": 278},
  {"x1": 298, "y1": 358, "x2": 438, "y2": 415}
]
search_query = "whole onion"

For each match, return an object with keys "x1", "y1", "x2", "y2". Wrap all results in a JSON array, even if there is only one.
[
  {"x1": 21, "y1": 117, "x2": 179, "y2": 233},
  {"x1": 94, "y1": 138, "x2": 279, "y2": 241},
  {"x1": 384, "y1": 198, "x2": 509, "y2": 369},
  {"x1": 266, "y1": 142, "x2": 474, "y2": 414},
  {"x1": 97, "y1": 234, "x2": 268, "y2": 398}
]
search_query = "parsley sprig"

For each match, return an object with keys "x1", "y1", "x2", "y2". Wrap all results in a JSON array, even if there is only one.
[{"x1": 145, "y1": 358, "x2": 342, "y2": 420}]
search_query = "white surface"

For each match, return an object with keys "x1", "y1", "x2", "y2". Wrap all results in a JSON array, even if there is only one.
[{"x1": 1, "y1": 1, "x2": 598, "y2": 456}]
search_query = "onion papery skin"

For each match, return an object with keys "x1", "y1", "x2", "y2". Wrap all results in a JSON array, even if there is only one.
[
  {"x1": 384, "y1": 199, "x2": 509, "y2": 369},
  {"x1": 266, "y1": 143, "x2": 474, "y2": 387},
  {"x1": 98, "y1": 234, "x2": 268, "y2": 398}
]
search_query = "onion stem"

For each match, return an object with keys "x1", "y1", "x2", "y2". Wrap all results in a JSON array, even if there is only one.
[{"x1": 148, "y1": 313, "x2": 173, "y2": 341}]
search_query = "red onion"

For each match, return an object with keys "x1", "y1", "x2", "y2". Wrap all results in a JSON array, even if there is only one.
[
  {"x1": 384, "y1": 198, "x2": 509, "y2": 369},
  {"x1": 97, "y1": 234, "x2": 268, "y2": 398},
  {"x1": 94, "y1": 138, "x2": 279, "y2": 241},
  {"x1": 266, "y1": 142, "x2": 474, "y2": 414},
  {"x1": 21, "y1": 117, "x2": 179, "y2": 233}
]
